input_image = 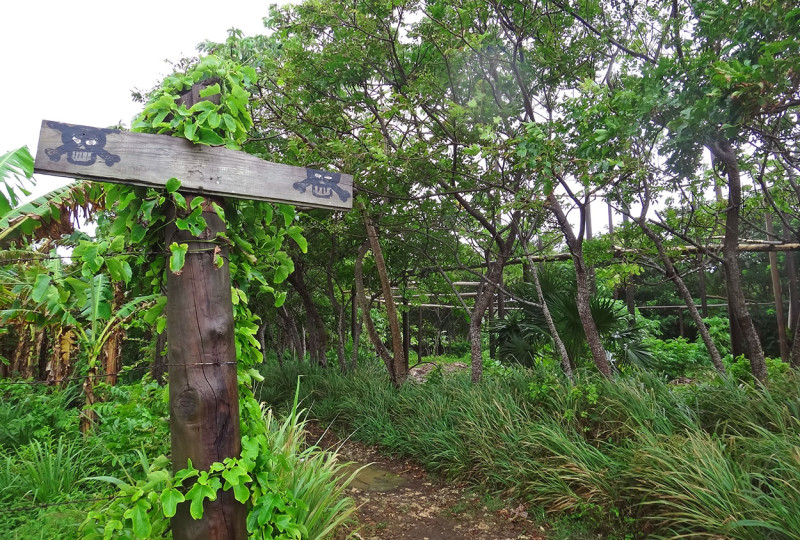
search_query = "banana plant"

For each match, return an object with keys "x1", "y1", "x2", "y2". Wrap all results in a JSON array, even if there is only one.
[{"x1": 0, "y1": 146, "x2": 34, "y2": 216}]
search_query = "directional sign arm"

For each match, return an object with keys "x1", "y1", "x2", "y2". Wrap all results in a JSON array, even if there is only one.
[{"x1": 34, "y1": 120, "x2": 353, "y2": 211}]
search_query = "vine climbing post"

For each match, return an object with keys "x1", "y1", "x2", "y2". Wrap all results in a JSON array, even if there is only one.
[{"x1": 166, "y1": 194, "x2": 245, "y2": 539}]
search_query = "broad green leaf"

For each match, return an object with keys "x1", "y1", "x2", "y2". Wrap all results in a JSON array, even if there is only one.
[
  {"x1": 123, "y1": 499, "x2": 152, "y2": 539},
  {"x1": 143, "y1": 296, "x2": 167, "y2": 324},
  {"x1": 160, "y1": 488, "x2": 185, "y2": 518},
  {"x1": 184, "y1": 120, "x2": 197, "y2": 141},
  {"x1": 156, "y1": 316, "x2": 166, "y2": 334},
  {"x1": 32, "y1": 274, "x2": 52, "y2": 303},
  {"x1": 131, "y1": 224, "x2": 147, "y2": 243},
  {"x1": 109, "y1": 235, "x2": 125, "y2": 252},
  {"x1": 106, "y1": 258, "x2": 132, "y2": 283},
  {"x1": 286, "y1": 226, "x2": 307, "y2": 253},
  {"x1": 169, "y1": 242, "x2": 189, "y2": 274},
  {"x1": 198, "y1": 128, "x2": 225, "y2": 146},
  {"x1": 199, "y1": 83, "x2": 221, "y2": 98},
  {"x1": 165, "y1": 177, "x2": 182, "y2": 193},
  {"x1": 278, "y1": 204, "x2": 295, "y2": 227}
]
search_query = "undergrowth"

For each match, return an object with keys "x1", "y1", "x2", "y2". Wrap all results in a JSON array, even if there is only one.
[{"x1": 257, "y1": 361, "x2": 800, "y2": 539}]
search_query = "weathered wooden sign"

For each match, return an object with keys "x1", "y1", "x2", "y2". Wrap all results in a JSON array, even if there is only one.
[
  {"x1": 33, "y1": 108, "x2": 353, "y2": 539},
  {"x1": 33, "y1": 120, "x2": 353, "y2": 210}
]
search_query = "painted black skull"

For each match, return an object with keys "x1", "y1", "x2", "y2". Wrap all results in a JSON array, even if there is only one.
[
  {"x1": 44, "y1": 122, "x2": 121, "y2": 167},
  {"x1": 293, "y1": 168, "x2": 350, "y2": 202}
]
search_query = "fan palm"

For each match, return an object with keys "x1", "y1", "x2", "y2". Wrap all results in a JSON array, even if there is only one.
[{"x1": 494, "y1": 263, "x2": 653, "y2": 369}]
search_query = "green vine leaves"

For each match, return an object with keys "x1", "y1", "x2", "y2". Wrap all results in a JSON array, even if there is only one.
[{"x1": 79, "y1": 53, "x2": 313, "y2": 538}]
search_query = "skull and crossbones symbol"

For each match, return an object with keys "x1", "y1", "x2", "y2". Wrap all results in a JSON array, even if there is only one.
[
  {"x1": 44, "y1": 121, "x2": 121, "y2": 167},
  {"x1": 293, "y1": 168, "x2": 350, "y2": 202}
]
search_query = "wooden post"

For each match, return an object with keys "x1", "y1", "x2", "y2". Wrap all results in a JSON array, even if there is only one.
[{"x1": 166, "y1": 196, "x2": 246, "y2": 539}]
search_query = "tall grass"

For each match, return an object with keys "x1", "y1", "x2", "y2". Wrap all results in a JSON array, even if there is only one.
[
  {"x1": 261, "y1": 397, "x2": 358, "y2": 539},
  {"x1": 258, "y1": 361, "x2": 800, "y2": 538}
]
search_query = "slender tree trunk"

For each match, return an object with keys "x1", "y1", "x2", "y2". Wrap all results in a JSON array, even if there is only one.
[
  {"x1": 257, "y1": 322, "x2": 267, "y2": 364},
  {"x1": 279, "y1": 305, "x2": 303, "y2": 361},
  {"x1": 354, "y1": 241, "x2": 400, "y2": 384},
  {"x1": 636, "y1": 219, "x2": 727, "y2": 374},
  {"x1": 151, "y1": 330, "x2": 167, "y2": 384},
  {"x1": 326, "y1": 246, "x2": 347, "y2": 372},
  {"x1": 709, "y1": 139, "x2": 767, "y2": 381},
  {"x1": 287, "y1": 259, "x2": 328, "y2": 367},
  {"x1": 696, "y1": 253, "x2": 709, "y2": 318},
  {"x1": 766, "y1": 213, "x2": 790, "y2": 362},
  {"x1": 548, "y1": 194, "x2": 611, "y2": 377},
  {"x1": 791, "y1": 317, "x2": 800, "y2": 369},
  {"x1": 351, "y1": 294, "x2": 362, "y2": 371},
  {"x1": 783, "y1": 222, "x2": 799, "y2": 334},
  {"x1": 418, "y1": 305, "x2": 424, "y2": 362},
  {"x1": 622, "y1": 213, "x2": 636, "y2": 318},
  {"x1": 531, "y1": 263, "x2": 573, "y2": 380},
  {"x1": 362, "y1": 212, "x2": 406, "y2": 385},
  {"x1": 469, "y1": 261, "x2": 504, "y2": 382},
  {"x1": 402, "y1": 277, "x2": 410, "y2": 369},
  {"x1": 488, "y1": 291, "x2": 496, "y2": 360}
]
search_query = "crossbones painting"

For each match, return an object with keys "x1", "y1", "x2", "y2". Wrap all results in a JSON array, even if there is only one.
[
  {"x1": 293, "y1": 168, "x2": 351, "y2": 203},
  {"x1": 44, "y1": 121, "x2": 121, "y2": 167}
]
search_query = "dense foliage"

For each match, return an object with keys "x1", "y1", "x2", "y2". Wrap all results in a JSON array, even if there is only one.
[{"x1": 1, "y1": 0, "x2": 799, "y2": 537}]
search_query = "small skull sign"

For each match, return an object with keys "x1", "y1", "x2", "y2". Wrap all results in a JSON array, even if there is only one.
[
  {"x1": 293, "y1": 168, "x2": 351, "y2": 202},
  {"x1": 44, "y1": 121, "x2": 121, "y2": 167}
]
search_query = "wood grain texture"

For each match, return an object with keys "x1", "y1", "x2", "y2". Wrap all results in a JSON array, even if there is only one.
[
  {"x1": 33, "y1": 120, "x2": 353, "y2": 210},
  {"x1": 166, "y1": 197, "x2": 246, "y2": 540}
]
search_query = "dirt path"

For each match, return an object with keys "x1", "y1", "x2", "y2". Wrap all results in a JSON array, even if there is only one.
[{"x1": 307, "y1": 424, "x2": 545, "y2": 540}]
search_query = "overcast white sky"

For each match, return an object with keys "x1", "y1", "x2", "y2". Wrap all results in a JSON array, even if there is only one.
[{"x1": 1, "y1": 1, "x2": 293, "y2": 196}]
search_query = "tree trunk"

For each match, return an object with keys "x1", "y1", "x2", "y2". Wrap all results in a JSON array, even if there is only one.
[
  {"x1": 354, "y1": 241, "x2": 402, "y2": 385},
  {"x1": 326, "y1": 247, "x2": 348, "y2": 372},
  {"x1": 287, "y1": 258, "x2": 328, "y2": 367},
  {"x1": 766, "y1": 213, "x2": 790, "y2": 362},
  {"x1": 351, "y1": 292, "x2": 362, "y2": 371},
  {"x1": 531, "y1": 263, "x2": 573, "y2": 380},
  {"x1": 165, "y1": 195, "x2": 246, "y2": 539},
  {"x1": 709, "y1": 139, "x2": 767, "y2": 381},
  {"x1": 696, "y1": 253, "x2": 709, "y2": 318},
  {"x1": 362, "y1": 211, "x2": 407, "y2": 385},
  {"x1": 635, "y1": 217, "x2": 726, "y2": 374},
  {"x1": 791, "y1": 316, "x2": 800, "y2": 369},
  {"x1": 548, "y1": 194, "x2": 611, "y2": 377},
  {"x1": 469, "y1": 261, "x2": 505, "y2": 382},
  {"x1": 783, "y1": 221, "x2": 799, "y2": 334}
]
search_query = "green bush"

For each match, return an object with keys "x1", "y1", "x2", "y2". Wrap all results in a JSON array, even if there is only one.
[
  {"x1": 0, "y1": 383, "x2": 81, "y2": 449},
  {"x1": 641, "y1": 336, "x2": 709, "y2": 379}
]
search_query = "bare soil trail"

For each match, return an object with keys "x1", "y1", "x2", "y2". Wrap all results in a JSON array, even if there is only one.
[{"x1": 307, "y1": 424, "x2": 545, "y2": 540}]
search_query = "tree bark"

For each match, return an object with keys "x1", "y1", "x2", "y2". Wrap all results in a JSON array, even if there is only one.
[
  {"x1": 287, "y1": 258, "x2": 328, "y2": 367},
  {"x1": 547, "y1": 194, "x2": 612, "y2": 377},
  {"x1": 708, "y1": 139, "x2": 767, "y2": 381},
  {"x1": 635, "y1": 216, "x2": 726, "y2": 374},
  {"x1": 354, "y1": 240, "x2": 401, "y2": 385},
  {"x1": 696, "y1": 253, "x2": 709, "y2": 318},
  {"x1": 166, "y1": 195, "x2": 246, "y2": 539},
  {"x1": 791, "y1": 316, "x2": 800, "y2": 369},
  {"x1": 766, "y1": 213, "x2": 790, "y2": 362},
  {"x1": 784, "y1": 221, "x2": 799, "y2": 334},
  {"x1": 326, "y1": 246, "x2": 348, "y2": 372},
  {"x1": 362, "y1": 211, "x2": 407, "y2": 385},
  {"x1": 531, "y1": 263, "x2": 574, "y2": 380}
]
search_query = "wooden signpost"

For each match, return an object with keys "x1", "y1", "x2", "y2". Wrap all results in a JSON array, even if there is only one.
[{"x1": 34, "y1": 112, "x2": 352, "y2": 539}]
